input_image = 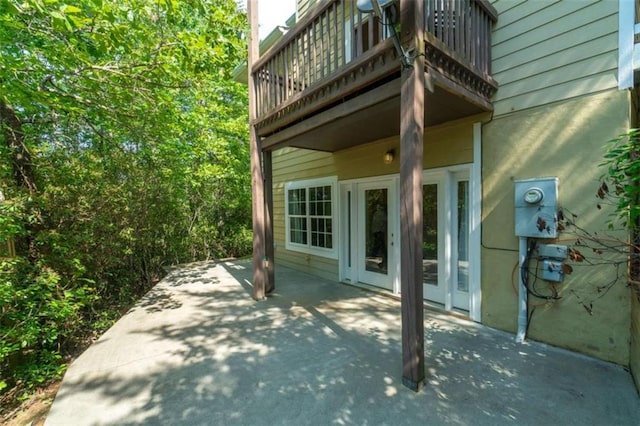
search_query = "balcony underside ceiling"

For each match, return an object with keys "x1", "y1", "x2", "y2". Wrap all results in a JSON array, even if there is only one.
[{"x1": 261, "y1": 73, "x2": 491, "y2": 153}]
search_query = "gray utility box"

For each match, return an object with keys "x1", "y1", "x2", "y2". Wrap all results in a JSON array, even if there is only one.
[{"x1": 514, "y1": 177, "x2": 559, "y2": 239}]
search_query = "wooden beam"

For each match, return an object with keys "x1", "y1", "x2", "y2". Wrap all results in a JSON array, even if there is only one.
[
  {"x1": 264, "y1": 151, "x2": 275, "y2": 294},
  {"x1": 248, "y1": 0, "x2": 266, "y2": 300},
  {"x1": 427, "y1": 66, "x2": 493, "y2": 112},
  {"x1": 262, "y1": 78, "x2": 401, "y2": 150},
  {"x1": 399, "y1": 0, "x2": 425, "y2": 392}
]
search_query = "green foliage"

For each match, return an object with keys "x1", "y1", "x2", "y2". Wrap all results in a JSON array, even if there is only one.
[
  {"x1": 599, "y1": 129, "x2": 640, "y2": 230},
  {"x1": 0, "y1": 257, "x2": 93, "y2": 388},
  {"x1": 598, "y1": 128, "x2": 640, "y2": 299},
  {"x1": 0, "y1": 0, "x2": 250, "y2": 396}
]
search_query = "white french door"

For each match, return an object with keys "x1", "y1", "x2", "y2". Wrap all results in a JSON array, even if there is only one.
[
  {"x1": 339, "y1": 178, "x2": 398, "y2": 291},
  {"x1": 339, "y1": 168, "x2": 474, "y2": 314},
  {"x1": 422, "y1": 169, "x2": 470, "y2": 311},
  {"x1": 422, "y1": 176, "x2": 445, "y2": 303},
  {"x1": 356, "y1": 181, "x2": 396, "y2": 290}
]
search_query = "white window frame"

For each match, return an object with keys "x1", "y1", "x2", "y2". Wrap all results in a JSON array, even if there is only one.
[
  {"x1": 619, "y1": 0, "x2": 638, "y2": 90},
  {"x1": 284, "y1": 176, "x2": 338, "y2": 259}
]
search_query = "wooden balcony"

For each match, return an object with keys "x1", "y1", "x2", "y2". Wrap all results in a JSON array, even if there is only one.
[{"x1": 251, "y1": 0, "x2": 498, "y2": 152}]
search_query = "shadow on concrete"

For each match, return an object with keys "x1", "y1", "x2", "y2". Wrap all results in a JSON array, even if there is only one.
[{"x1": 46, "y1": 260, "x2": 640, "y2": 425}]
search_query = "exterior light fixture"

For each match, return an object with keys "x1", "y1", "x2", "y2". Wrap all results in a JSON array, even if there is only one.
[
  {"x1": 356, "y1": 0, "x2": 413, "y2": 69},
  {"x1": 383, "y1": 149, "x2": 395, "y2": 164}
]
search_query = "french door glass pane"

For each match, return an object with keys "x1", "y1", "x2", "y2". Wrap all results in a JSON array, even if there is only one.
[
  {"x1": 423, "y1": 184, "x2": 438, "y2": 285},
  {"x1": 457, "y1": 181, "x2": 469, "y2": 293},
  {"x1": 365, "y1": 188, "x2": 387, "y2": 275}
]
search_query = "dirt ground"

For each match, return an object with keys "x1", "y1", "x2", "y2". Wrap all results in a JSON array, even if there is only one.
[{"x1": 1, "y1": 381, "x2": 59, "y2": 426}]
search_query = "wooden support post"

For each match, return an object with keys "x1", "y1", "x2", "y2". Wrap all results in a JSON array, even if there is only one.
[
  {"x1": 399, "y1": 0, "x2": 425, "y2": 392},
  {"x1": 248, "y1": 0, "x2": 266, "y2": 300},
  {"x1": 264, "y1": 150, "x2": 275, "y2": 293}
]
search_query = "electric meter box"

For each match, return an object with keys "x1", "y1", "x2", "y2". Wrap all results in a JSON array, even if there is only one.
[{"x1": 514, "y1": 177, "x2": 559, "y2": 238}]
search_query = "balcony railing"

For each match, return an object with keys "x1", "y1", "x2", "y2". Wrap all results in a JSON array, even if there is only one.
[{"x1": 251, "y1": 0, "x2": 497, "y2": 135}]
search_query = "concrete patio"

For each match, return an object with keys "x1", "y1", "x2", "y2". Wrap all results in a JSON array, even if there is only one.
[{"x1": 46, "y1": 259, "x2": 639, "y2": 425}]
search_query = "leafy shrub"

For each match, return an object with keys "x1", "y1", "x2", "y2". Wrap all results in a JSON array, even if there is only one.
[{"x1": 0, "y1": 258, "x2": 93, "y2": 391}]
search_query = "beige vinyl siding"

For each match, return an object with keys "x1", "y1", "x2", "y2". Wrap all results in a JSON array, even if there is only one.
[
  {"x1": 297, "y1": 0, "x2": 319, "y2": 19},
  {"x1": 271, "y1": 118, "x2": 477, "y2": 282},
  {"x1": 273, "y1": 149, "x2": 338, "y2": 280},
  {"x1": 491, "y1": 0, "x2": 618, "y2": 116}
]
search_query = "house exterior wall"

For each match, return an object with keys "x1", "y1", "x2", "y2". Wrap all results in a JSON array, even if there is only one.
[
  {"x1": 267, "y1": 0, "x2": 636, "y2": 368},
  {"x1": 491, "y1": 0, "x2": 618, "y2": 117},
  {"x1": 271, "y1": 118, "x2": 478, "y2": 281},
  {"x1": 484, "y1": 0, "x2": 633, "y2": 365},
  {"x1": 273, "y1": 149, "x2": 338, "y2": 280},
  {"x1": 482, "y1": 89, "x2": 631, "y2": 365}
]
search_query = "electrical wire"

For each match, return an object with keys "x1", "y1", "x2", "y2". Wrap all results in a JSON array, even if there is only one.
[
  {"x1": 519, "y1": 240, "x2": 561, "y2": 301},
  {"x1": 511, "y1": 240, "x2": 561, "y2": 307},
  {"x1": 526, "y1": 306, "x2": 536, "y2": 335},
  {"x1": 510, "y1": 260, "x2": 552, "y2": 307}
]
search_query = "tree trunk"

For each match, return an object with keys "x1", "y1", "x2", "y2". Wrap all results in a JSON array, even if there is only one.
[
  {"x1": 0, "y1": 97, "x2": 40, "y2": 261},
  {"x1": 0, "y1": 98, "x2": 37, "y2": 192}
]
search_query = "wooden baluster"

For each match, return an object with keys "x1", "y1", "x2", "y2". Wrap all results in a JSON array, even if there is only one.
[
  {"x1": 435, "y1": 0, "x2": 440, "y2": 40},
  {"x1": 471, "y1": 1, "x2": 477, "y2": 68},
  {"x1": 464, "y1": 0, "x2": 470, "y2": 62},
  {"x1": 446, "y1": 0, "x2": 453, "y2": 48},
  {"x1": 283, "y1": 48, "x2": 287, "y2": 100},
  {"x1": 351, "y1": 1, "x2": 357, "y2": 60},
  {"x1": 428, "y1": 0, "x2": 433, "y2": 38},
  {"x1": 317, "y1": 15, "x2": 322, "y2": 80},
  {"x1": 454, "y1": 0, "x2": 461, "y2": 55},
  {"x1": 379, "y1": 4, "x2": 382, "y2": 42},
  {"x1": 341, "y1": 0, "x2": 346, "y2": 66},
  {"x1": 290, "y1": 41, "x2": 294, "y2": 94},
  {"x1": 273, "y1": 54, "x2": 278, "y2": 108},
  {"x1": 333, "y1": 2, "x2": 339, "y2": 72},
  {"x1": 486, "y1": 14, "x2": 492, "y2": 74},
  {"x1": 480, "y1": 14, "x2": 485, "y2": 73},
  {"x1": 299, "y1": 32, "x2": 303, "y2": 90},
  {"x1": 479, "y1": 5, "x2": 485, "y2": 70},
  {"x1": 277, "y1": 52, "x2": 282, "y2": 106},
  {"x1": 312, "y1": 20, "x2": 318, "y2": 83},
  {"x1": 255, "y1": 68, "x2": 261, "y2": 116},
  {"x1": 308, "y1": 27, "x2": 312, "y2": 85},
  {"x1": 272, "y1": 56, "x2": 278, "y2": 108},
  {"x1": 327, "y1": 9, "x2": 332, "y2": 74},
  {"x1": 485, "y1": 15, "x2": 491, "y2": 74},
  {"x1": 357, "y1": 10, "x2": 363, "y2": 57},
  {"x1": 368, "y1": 11, "x2": 373, "y2": 50},
  {"x1": 294, "y1": 35, "x2": 299, "y2": 92},
  {"x1": 266, "y1": 62, "x2": 271, "y2": 114},
  {"x1": 283, "y1": 48, "x2": 287, "y2": 99},
  {"x1": 288, "y1": 42, "x2": 293, "y2": 96}
]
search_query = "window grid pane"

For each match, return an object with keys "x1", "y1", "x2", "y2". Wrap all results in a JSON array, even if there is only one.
[
  {"x1": 289, "y1": 216, "x2": 307, "y2": 245},
  {"x1": 288, "y1": 184, "x2": 333, "y2": 251},
  {"x1": 309, "y1": 185, "x2": 332, "y2": 249},
  {"x1": 288, "y1": 188, "x2": 306, "y2": 216}
]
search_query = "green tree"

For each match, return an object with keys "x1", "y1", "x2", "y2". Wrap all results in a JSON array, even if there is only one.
[{"x1": 0, "y1": 0, "x2": 249, "y2": 397}]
